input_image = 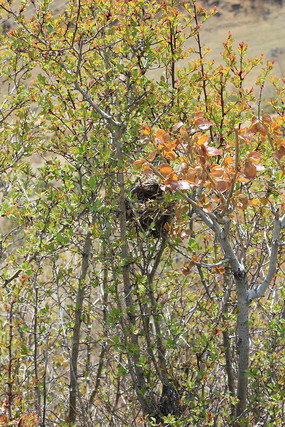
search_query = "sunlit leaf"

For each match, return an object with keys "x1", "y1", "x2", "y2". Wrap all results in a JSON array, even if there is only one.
[
  {"x1": 207, "y1": 146, "x2": 222, "y2": 156},
  {"x1": 250, "y1": 198, "x2": 260, "y2": 206},
  {"x1": 176, "y1": 180, "x2": 191, "y2": 190},
  {"x1": 211, "y1": 165, "x2": 224, "y2": 177},
  {"x1": 197, "y1": 134, "x2": 208, "y2": 145},
  {"x1": 164, "y1": 150, "x2": 176, "y2": 160}
]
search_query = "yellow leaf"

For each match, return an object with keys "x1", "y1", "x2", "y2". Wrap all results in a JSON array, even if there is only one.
[
  {"x1": 180, "y1": 127, "x2": 189, "y2": 141},
  {"x1": 250, "y1": 198, "x2": 260, "y2": 206}
]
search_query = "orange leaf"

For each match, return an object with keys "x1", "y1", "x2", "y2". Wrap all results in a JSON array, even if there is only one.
[
  {"x1": 164, "y1": 150, "x2": 176, "y2": 160},
  {"x1": 248, "y1": 151, "x2": 261, "y2": 163},
  {"x1": 197, "y1": 134, "x2": 208, "y2": 145},
  {"x1": 141, "y1": 125, "x2": 151, "y2": 135},
  {"x1": 158, "y1": 163, "x2": 172, "y2": 176},
  {"x1": 133, "y1": 158, "x2": 146, "y2": 165},
  {"x1": 224, "y1": 156, "x2": 234, "y2": 165},
  {"x1": 204, "y1": 203, "x2": 213, "y2": 212},
  {"x1": 180, "y1": 127, "x2": 190, "y2": 141},
  {"x1": 142, "y1": 164, "x2": 152, "y2": 173},
  {"x1": 156, "y1": 129, "x2": 169, "y2": 144},
  {"x1": 148, "y1": 149, "x2": 157, "y2": 162},
  {"x1": 133, "y1": 158, "x2": 147, "y2": 169}
]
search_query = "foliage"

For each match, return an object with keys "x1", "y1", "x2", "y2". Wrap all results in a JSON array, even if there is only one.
[{"x1": 0, "y1": 0, "x2": 284, "y2": 426}]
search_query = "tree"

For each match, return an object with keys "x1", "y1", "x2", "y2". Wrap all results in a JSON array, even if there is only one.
[{"x1": 0, "y1": 0, "x2": 284, "y2": 426}]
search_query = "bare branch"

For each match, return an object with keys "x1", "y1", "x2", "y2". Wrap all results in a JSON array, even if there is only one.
[{"x1": 247, "y1": 212, "x2": 284, "y2": 301}]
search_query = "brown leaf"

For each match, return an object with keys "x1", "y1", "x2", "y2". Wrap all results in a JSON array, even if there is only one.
[
  {"x1": 148, "y1": 149, "x2": 157, "y2": 162},
  {"x1": 262, "y1": 113, "x2": 272, "y2": 124},
  {"x1": 237, "y1": 194, "x2": 248, "y2": 209},
  {"x1": 182, "y1": 261, "x2": 194, "y2": 275},
  {"x1": 216, "y1": 179, "x2": 229, "y2": 193},
  {"x1": 244, "y1": 160, "x2": 257, "y2": 179},
  {"x1": 195, "y1": 117, "x2": 213, "y2": 130},
  {"x1": 274, "y1": 145, "x2": 285, "y2": 160}
]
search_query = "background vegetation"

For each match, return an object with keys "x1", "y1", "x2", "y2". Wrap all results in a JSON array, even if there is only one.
[{"x1": 0, "y1": 1, "x2": 284, "y2": 426}]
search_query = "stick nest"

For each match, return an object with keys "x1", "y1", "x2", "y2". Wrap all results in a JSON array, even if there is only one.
[{"x1": 126, "y1": 179, "x2": 174, "y2": 238}]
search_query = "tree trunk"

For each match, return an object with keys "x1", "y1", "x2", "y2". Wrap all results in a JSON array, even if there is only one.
[{"x1": 68, "y1": 232, "x2": 92, "y2": 425}]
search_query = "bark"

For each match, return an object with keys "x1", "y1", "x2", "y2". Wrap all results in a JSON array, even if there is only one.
[
  {"x1": 235, "y1": 275, "x2": 249, "y2": 422},
  {"x1": 222, "y1": 278, "x2": 236, "y2": 418}
]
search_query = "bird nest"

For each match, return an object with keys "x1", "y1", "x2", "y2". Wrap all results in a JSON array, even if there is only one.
[{"x1": 126, "y1": 179, "x2": 174, "y2": 238}]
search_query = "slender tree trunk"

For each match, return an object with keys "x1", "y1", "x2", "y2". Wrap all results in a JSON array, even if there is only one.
[
  {"x1": 235, "y1": 275, "x2": 249, "y2": 423},
  {"x1": 68, "y1": 231, "x2": 92, "y2": 425},
  {"x1": 33, "y1": 286, "x2": 42, "y2": 420}
]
